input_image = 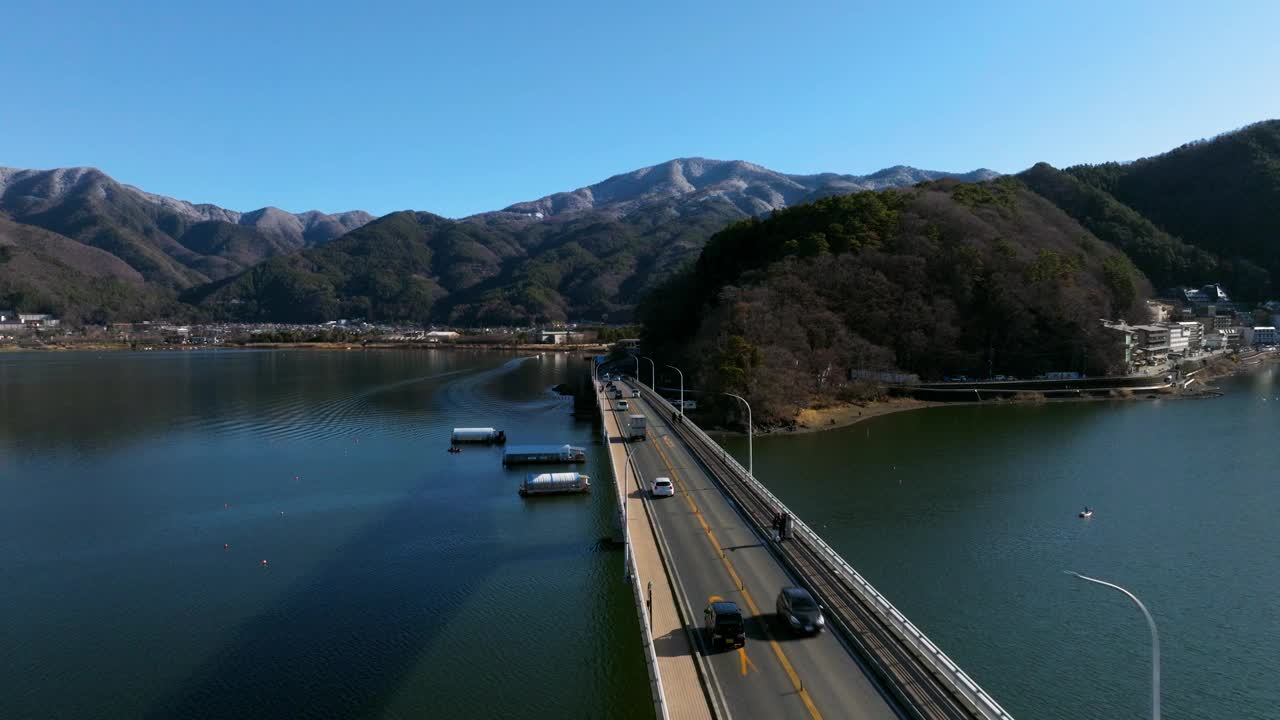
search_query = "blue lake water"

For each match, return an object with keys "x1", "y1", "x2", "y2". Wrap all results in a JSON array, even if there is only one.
[{"x1": 0, "y1": 349, "x2": 651, "y2": 720}]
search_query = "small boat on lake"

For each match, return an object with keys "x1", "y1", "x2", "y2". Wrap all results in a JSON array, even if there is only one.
[{"x1": 1079, "y1": 507, "x2": 1094, "y2": 518}]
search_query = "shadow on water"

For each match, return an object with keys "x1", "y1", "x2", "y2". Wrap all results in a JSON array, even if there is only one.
[
  {"x1": 144, "y1": 487, "x2": 502, "y2": 720},
  {"x1": 145, "y1": 356, "x2": 599, "y2": 720},
  {"x1": 593, "y1": 536, "x2": 625, "y2": 552}
]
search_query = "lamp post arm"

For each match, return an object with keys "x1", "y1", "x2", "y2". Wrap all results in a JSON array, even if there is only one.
[
  {"x1": 1067, "y1": 571, "x2": 1160, "y2": 720},
  {"x1": 720, "y1": 392, "x2": 752, "y2": 479}
]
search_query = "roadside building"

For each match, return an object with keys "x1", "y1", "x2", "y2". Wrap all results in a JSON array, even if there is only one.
[
  {"x1": 1210, "y1": 312, "x2": 1231, "y2": 329},
  {"x1": 1242, "y1": 326, "x2": 1277, "y2": 347},
  {"x1": 539, "y1": 330, "x2": 585, "y2": 344},
  {"x1": 19, "y1": 313, "x2": 59, "y2": 328},
  {"x1": 1102, "y1": 321, "x2": 1137, "y2": 370},
  {"x1": 0, "y1": 309, "x2": 22, "y2": 332},
  {"x1": 1176, "y1": 321, "x2": 1204, "y2": 352},
  {"x1": 1131, "y1": 324, "x2": 1170, "y2": 367},
  {"x1": 1166, "y1": 323, "x2": 1190, "y2": 356},
  {"x1": 1220, "y1": 327, "x2": 1245, "y2": 349}
]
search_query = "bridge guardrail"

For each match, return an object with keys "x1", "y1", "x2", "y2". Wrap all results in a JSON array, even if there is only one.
[
  {"x1": 640, "y1": 384, "x2": 1014, "y2": 720},
  {"x1": 594, "y1": 375, "x2": 669, "y2": 720}
]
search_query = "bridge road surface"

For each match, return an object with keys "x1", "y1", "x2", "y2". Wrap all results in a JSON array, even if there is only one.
[{"x1": 612, "y1": 381, "x2": 902, "y2": 720}]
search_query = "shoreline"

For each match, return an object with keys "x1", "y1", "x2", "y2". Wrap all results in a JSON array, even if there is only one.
[
  {"x1": 0, "y1": 341, "x2": 609, "y2": 354},
  {"x1": 715, "y1": 353, "x2": 1278, "y2": 438}
]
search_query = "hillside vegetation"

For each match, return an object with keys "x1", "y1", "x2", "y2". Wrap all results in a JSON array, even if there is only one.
[
  {"x1": 638, "y1": 179, "x2": 1150, "y2": 424},
  {"x1": 0, "y1": 217, "x2": 184, "y2": 322},
  {"x1": 1063, "y1": 120, "x2": 1280, "y2": 300}
]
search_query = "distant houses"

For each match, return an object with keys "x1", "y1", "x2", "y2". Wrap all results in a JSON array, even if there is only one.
[
  {"x1": 1104, "y1": 282, "x2": 1280, "y2": 371},
  {"x1": 1241, "y1": 326, "x2": 1277, "y2": 347},
  {"x1": 538, "y1": 330, "x2": 586, "y2": 344},
  {"x1": 0, "y1": 311, "x2": 61, "y2": 332}
]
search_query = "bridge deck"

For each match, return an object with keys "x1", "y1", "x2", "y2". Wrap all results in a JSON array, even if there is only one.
[{"x1": 600, "y1": 379, "x2": 900, "y2": 720}]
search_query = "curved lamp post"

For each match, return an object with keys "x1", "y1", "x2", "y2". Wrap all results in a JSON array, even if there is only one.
[
  {"x1": 720, "y1": 392, "x2": 752, "y2": 479},
  {"x1": 1067, "y1": 571, "x2": 1160, "y2": 720},
  {"x1": 639, "y1": 356, "x2": 656, "y2": 389},
  {"x1": 664, "y1": 365, "x2": 684, "y2": 417}
]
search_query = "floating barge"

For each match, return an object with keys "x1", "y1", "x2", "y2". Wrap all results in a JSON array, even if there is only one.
[
  {"x1": 502, "y1": 443, "x2": 587, "y2": 465},
  {"x1": 519, "y1": 472, "x2": 590, "y2": 496},
  {"x1": 451, "y1": 427, "x2": 507, "y2": 444}
]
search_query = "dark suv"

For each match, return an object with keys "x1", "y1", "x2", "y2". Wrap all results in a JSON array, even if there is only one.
[
  {"x1": 776, "y1": 586, "x2": 825, "y2": 635},
  {"x1": 703, "y1": 601, "x2": 746, "y2": 650}
]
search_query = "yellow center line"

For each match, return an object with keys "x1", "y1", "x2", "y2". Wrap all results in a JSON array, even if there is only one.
[
  {"x1": 738, "y1": 646, "x2": 758, "y2": 677},
  {"x1": 651, "y1": 435, "x2": 823, "y2": 720}
]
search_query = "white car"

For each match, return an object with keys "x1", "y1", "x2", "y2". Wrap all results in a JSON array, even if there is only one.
[
  {"x1": 617, "y1": 400, "x2": 630, "y2": 411},
  {"x1": 651, "y1": 477, "x2": 674, "y2": 498}
]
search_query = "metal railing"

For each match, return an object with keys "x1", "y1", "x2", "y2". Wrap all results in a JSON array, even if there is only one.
[
  {"x1": 594, "y1": 373, "x2": 670, "y2": 720},
  {"x1": 640, "y1": 385, "x2": 1014, "y2": 720}
]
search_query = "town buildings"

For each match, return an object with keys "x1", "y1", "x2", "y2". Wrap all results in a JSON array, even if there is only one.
[{"x1": 1242, "y1": 326, "x2": 1277, "y2": 347}]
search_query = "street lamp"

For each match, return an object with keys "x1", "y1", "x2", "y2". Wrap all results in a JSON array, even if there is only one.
[
  {"x1": 639, "y1": 356, "x2": 656, "y2": 389},
  {"x1": 720, "y1": 392, "x2": 752, "y2": 478},
  {"x1": 664, "y1": 365, "x2": 684, "y2": 417},
  {"x1": 1067, "y1": 571, "x2": 1160, "y2": 720}
]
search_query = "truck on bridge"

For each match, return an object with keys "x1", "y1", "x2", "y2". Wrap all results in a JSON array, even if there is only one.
[{"x1": 627, "y1": 414, "x2": 647, "y2": 441}]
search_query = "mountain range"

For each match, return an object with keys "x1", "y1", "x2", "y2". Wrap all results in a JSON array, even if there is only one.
[
  {"x1": 2, "y1": 120, "x2": 1278, "y2": 327},
  {"x1": 0, "y1": 159, "x2": 996, "y2": 324},
  {"x1": 0, "y1": 166, "x2": 371, "y2": 288}
]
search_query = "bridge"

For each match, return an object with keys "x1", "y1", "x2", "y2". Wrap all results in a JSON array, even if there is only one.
[{"x1": 592, "y1": 366, "x2": 1014, "y2": 720}]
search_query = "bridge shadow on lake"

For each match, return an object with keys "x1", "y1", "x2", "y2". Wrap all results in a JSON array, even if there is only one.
[{"x1": 145, "y1": 485, "x2": 589, "y2": 720}]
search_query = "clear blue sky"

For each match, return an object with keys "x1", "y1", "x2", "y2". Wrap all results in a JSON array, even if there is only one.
[{"x1": 3, "y1": 0, "x2": 1277, "y2": 218}]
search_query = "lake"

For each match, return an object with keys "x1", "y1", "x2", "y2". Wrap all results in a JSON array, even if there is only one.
[{"x1": 0, "y1": 349, "x2": 651, "y2": 720}]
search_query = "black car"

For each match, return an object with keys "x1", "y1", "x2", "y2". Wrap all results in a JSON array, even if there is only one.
[
  {"x1": 703, "y1": 601, "x2": 745, "y2": 650},
  {"x1": 776, "y1": 586, "x2": 825, "y2": 634}
]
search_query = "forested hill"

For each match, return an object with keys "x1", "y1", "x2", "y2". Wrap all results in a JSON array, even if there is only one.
[
  {"x1": 188, "y1": 159, "x2": 995, "y2": 325},
  {"x1": 637, "y1": 179, "x2": 1151, "y2": 423},
  {"x1": 1062, "y1": 120, "x2": 1280, "y2": 300}
]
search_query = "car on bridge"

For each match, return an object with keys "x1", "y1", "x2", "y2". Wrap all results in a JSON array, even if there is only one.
[
  {"x1": 703, "y1": 601, "x2": 745, "y2": 650},
  {"x1": 616, "y1": 400, "x2": 630, "y2": 411},
  {"x1": 651, "y1": 477, "x2": 674, "y2": 498},
  {"x1": 776, "y1": 586, "x2": 825, "y2": 635}
]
